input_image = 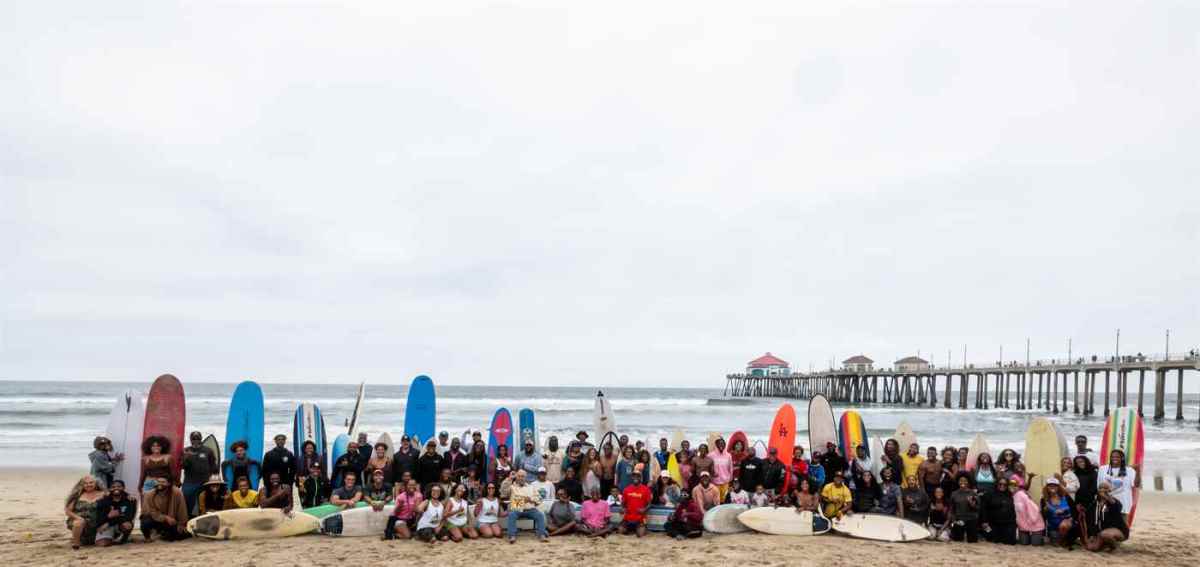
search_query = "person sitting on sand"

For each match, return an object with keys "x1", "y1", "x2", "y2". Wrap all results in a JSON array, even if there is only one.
[
  {"x1": 546, "y1": 488, "x2": 577, "y2": 536},
  {"x1": 578, "y1": 487, "x2": 611, "y2": 538},
  {"x1": 506, "y1": 470, "x2": 549, "y2": 543},
  {"x1": 792, "y1": 478, "x2": 819, "y2": 513},
  {"x1": 198, "y1": 474, "x2": 227, "y2": 514},
  {"x1": 665, "y1": 492, "x2": 704, "y2": 540},
  {"x1": 443, "y1": 483, "x2": 476, "y2": 541},
  {"x1": 224, "y1": 476, "x2": 259, "y2": 508},
  {"x1": 140, "y1": 475, "x2": 190, "y2": 542},
  {"x1": 330, "y1": 471, "x2": 363, "y2": 509},
  {"x1": 414, "y1": 484, "x2": 446, "y2": 545},
  {"x1": 472, "y1": 482, "x2": 503, "y2": 539},
  {"x1": 260, "y1": 472, "x2": 293, "y2": 513},
  {"x1": 361, "y1": 469, "x2": 392, "y2": 511},
  {"x1": 385, "y1": 479, "x2": 424, "y2": 540},
  {"x1": 820, "y1": 471, "x2": 853, "y2": 519},
  {"x1": 619, "y1": 464, "x2": 653, "y2": 538},
  {"x1": 692, "y1": 471, "x2": 720, "y2": 511},
  {"x1": 221, "y1": 441, "x2": 259, "y2": 491},
  {"x1": 65, "y1": 475, "x2": 105, "y2": 550},
  {"x1": 727, "y1": 479, "x2": 751, "y2": 505},
  {"x1": 1086, "y1": 481, "x2": 1128, "y2": 552},
  {"x1": 94, "y1": 479, "x2": 136, "y2": 547}
]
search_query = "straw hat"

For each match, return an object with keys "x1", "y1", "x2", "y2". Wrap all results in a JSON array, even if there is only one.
[{"x1": 202, "y1": 474, "x2": 225, "y2": 488}]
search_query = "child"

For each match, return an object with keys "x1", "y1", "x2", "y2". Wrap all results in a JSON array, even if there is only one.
[
  {"x1": 751, "y1": 484, "x2": 771, "y2": 508},
  {"x1": 606, "y1": 486, "x2": 622, "y2": 507},
  {"x1": 726, "y1": 479, "x2": 750, "y2": 505}
]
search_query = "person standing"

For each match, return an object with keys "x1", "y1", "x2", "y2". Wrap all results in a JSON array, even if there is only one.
[
  {"x1": 140, "y1": 475, "x2": 190, "y2": 542},
  {"x1": 543, "y1": 436, "x2": 563, "y2": 484},
  {"x1": 140, "y1": 437, "x2": 174, "y2": 493},
  {"x1": 88, "y1": 437, "x2": 120, "y2": 490},
  {"x1": 599, "y1": 442, "x2": 618, "y2": 497},
  {"x1": 181, "y1": 432, "x2": 217, "y2": 516},
  {"x1": 221, "y1": 441, "x2": 260, "y2": 492},
  {"x1": 1097, "y1": 449, "x2": 1136, "y2": 525},
  {"x1": 443, "y1": 438, "x2": 469, "y2": 482},
  {"x1": 1073, "y1": 435, "x2": 1096, "y2": 466},
  {"x1": 261, "y1": 434, "x2": 296, "y2": 489},
  {"x1": 900, "y1": 443, "x2": 925, "y2": 490},
  {"x1": 558, "y1": 465, "x2": 583, "y2": 503},
  {"x1": 514, "y1": 439, "x2": 544, "y2": 479},
  {"x1": 761, "y1": 448, "x2": 786, "y2": 497},
  {"x1": 711, "y1": 437, "x2": 733, "y2": 501},
  {"x1": 417, "y1": 441, "x2": 445, "y2": 489}
]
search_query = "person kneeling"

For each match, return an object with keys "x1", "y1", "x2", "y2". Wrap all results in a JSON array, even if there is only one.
[
  {"x1": 665, "y1": 493, "x2": 704, "y2": 540},
  {"x1": 140, "y1": 477, "x2": 190, "y2": 542},
  {"x1": 95, "y1": 480, "x2": 137, "y2": 546},
  {"x1": 1086, "y1": 482, "x2": 1129, "y2": 553}
]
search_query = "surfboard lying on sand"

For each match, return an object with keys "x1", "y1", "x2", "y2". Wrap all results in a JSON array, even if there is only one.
[
  {"x1": 301, "y1": 502, "x2": 368, "y2": 520},
  {"x1": 737, "y1": 508, "x2": 829, "y2": 536},
  {"x1": 832, "y1": 513, "x2": 930, "y2": 542},
  {"x1": 320, "y1": 505, "x2": 394, "y2": 536},
  {"x1": 188, "y1": 508, "x2": 319, "y2": 539},
  {"x1": 703, "y1": 504, "x2": 749, "y2": 534}
]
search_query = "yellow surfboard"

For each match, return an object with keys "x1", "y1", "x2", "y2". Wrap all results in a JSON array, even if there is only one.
[{"x1": 667, "y1": 451, "x2": 681, "y2": 484}]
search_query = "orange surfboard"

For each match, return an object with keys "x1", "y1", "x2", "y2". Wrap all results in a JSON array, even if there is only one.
[{"x1": 769, "y1": 404, "x2": 796, "y2": 493}]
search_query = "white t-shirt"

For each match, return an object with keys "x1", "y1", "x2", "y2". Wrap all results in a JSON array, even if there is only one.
[
  {"x1": 728, "y1": 489, "x2": 751, "y2": 505},
  {"x1": 1098, "y1": 465, "x2": 1137, "y2": 511},
  {"x1": 529, "y1": 480, "x2": 555, "y2": 503}
]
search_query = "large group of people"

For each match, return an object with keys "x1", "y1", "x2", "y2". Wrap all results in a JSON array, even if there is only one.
[{"x1": 73, "y1": 427, "x2": 1135, "y2": 553}]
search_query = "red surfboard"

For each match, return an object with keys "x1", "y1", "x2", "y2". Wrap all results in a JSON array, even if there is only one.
[
  {"x1": 769, "y1": 404, "x2": 796, "y2": 493},
  {"x1": 487, "y1": 408, "x2": 513, "y2": 483},
  {"x1": 143, "y1": 374, "x2": 186, "y2": 484}
]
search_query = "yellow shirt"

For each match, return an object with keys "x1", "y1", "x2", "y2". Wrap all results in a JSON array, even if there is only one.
[
  {"x1": 820, "y1": 483, "x2": 852, "y2": 518},
  {"x1": 901, "y1": 454, "x2": 925, "y2": 488},
  {"x1": 226, "y1": 489, "x2": 260, "y2": 509}
]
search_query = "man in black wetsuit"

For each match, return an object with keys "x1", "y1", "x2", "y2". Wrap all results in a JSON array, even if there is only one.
[{"x1": 261, "y1": 434, "x2": 296, "y2": 491}]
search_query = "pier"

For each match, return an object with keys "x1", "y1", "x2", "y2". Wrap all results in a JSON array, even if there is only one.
[{"x1": 724, "y1": 353, "x2": 1200, "y2": 422}]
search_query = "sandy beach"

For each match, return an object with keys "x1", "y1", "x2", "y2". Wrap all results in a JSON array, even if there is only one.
[{"x1": 4, "y1": 468, "x2": 1198, "y2": 566}]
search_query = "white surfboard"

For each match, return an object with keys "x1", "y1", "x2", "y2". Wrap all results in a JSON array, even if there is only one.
[
  {"x1": 593, "y1": 391, "x2": 615, "y2": 441},
  {"x1": 807, "y1": 395, "x2": 837, "y2": 456},
  {"x1": 832, "y1": 513, "x2": 930, "y2": 542},
  {"x1": 376, "y1": 432, "x2": 394, "y2": 457},
  {"x1": 703, "y1": 504, "x2": 749, "y2": 534},
  {"x1": 105, "y1": 389, "x2": 144, "y2": 488},
  {"x1": 870, "y1": 437, "x2": 885, "y2": 480},
  {"x1": 893, "y1": 421, "x2": 918, "y2": 452},
  {"x1": 738, "y1": 508, "x2": 828, "y2": 536},
  {"x1": 188, "y1": 508, "x2": 320, "y2": 539},
  {"x1": 670, "y1": 429, "x2": 684, "y2": 452},
  {"x1": 320, "y1": 505, "x2": 394, "y2": 536},
  {"x1": 965, "y1": 433, "x2": 990, "y2": 472}
]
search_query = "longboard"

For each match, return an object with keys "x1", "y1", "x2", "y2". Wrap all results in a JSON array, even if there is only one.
[
  {"x1": 838, "y1": 410, "x2": 869, "y2": 464},
  {"x1": 1024, "y1": 417, "x2": 1065, "y2": 503},
  {"x1": 404, "y1": 375, "x2": 436, "y2": 447},
  {"x1": 808, "y1": 395, "x2": 837, "y2": 458},
  {"x1": 188, "y1": 508, "x2": 319, "y2": 539},
  {"x1": 224, "y1": 380, "x2": 264, "y2": 489},
  {"x1": 487, "y1": 408, "x2": 513, "y2": 483},
  {"x1": 965, "y1": 433, "x2": 989, "y2": 472},
  {"x1": 347, "y1": 382, "x2": 366, "y2": 437},
  {"x1": 320, "y1": 504, "x2": 394, "y2": 536},
  {"x1": 832, "y1": 513, "x2": 930, "y2": 542},
  {"x1": 737, "y1": 508, "x2": 828, "y2": 536},
  {"x1": 769, "y1": 404, "x2": 796, "y2": 493},
  {"x1": 330, "y1": 433, "x2": 350, "y2": 489},
  {"x1": 293, "y1": 403, "x2": 327, "y2": 479},
  {"x1": 892, "y1": 421, "x2": 918, "y2": 453},
  {"x1": 105, "y1": 389, "x2": 144, "y2": 487},
  {"x1": 593, "y1": 391, "x2": 615, "y2": 441},
  {"x1": 702, "y1": 503, "x2": 749, "y2": 534},
  {"x1": 1101, "y1": 407, "x2": 1144, "y2": 524},
  {"x1": 518, "y1": 408, "x2": 537, "y2": 452},
  {"x1": 143, "y1": 374, "x2": 186, "y2": 483}
]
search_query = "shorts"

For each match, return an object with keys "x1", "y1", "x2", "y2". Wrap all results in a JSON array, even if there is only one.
[{"x1": 621, "y1": 520, "x2": 641, "y2": 531}]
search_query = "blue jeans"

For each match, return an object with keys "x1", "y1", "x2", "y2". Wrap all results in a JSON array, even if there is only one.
[
  {"x1": 181, "y1": 483, "x2": 202, "y2": 517},
  {"x1": 506, "y1": 508, "x2": 546, "y2": 538}
]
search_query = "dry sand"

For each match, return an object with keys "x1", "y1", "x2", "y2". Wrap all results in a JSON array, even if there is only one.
[{"x1": 4, "y1": 468, "x2": 1199, "y2": 566}]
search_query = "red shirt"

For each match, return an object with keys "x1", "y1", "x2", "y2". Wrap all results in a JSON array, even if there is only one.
[{"x1": 621, "y1": 484, "x2": 652, "y2": 522}]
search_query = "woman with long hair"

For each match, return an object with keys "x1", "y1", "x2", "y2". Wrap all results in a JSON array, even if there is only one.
[
  {"x1": 1041, "y1": 478, "x2": 1077, "y2": 548},
  {"x1": 1097, "y1": 449, "x2": 1136, "y2": 525},
  {"x1": 140, "y1": 436, "x2": 173, "y2": 493},
  {"x1": 615, "y1": 445, "x2": 636, "y2": 492},
  {"x1": 981, "y1": 474, "x2": 1016, "y2": 544},
  {"x1": 489, "y1": 444, "x2": 512, "y2": 487},
  {"x1": 198, "y1": 474, "x2": 228, "y2": 514},
  {"x1": 443, "y1": 483, "x2": 476, "y2": 541},
  {"x1": 414, "y1": 484, "x2": 446, "y2": 545},
  {"x1": 64, "y1": 475, "x2": 105, "y2": 550},
  {"x1": 580, "y1": 448, "x2": 602, "y2": 497},
  {"x1": 996, "y1": 448, "x2": 1021, "y2": 478},
  {"x1": 974, "y1": 452, "x2": 998, "y2": 495},
  {"x1": 928, "y1": 486, "x2": 950, "y2": 541},
  {"x1": 902, "y1": 474, "x2": 930, "y2": 525},
  {"x1": 1086, "y1": 481, "x2": 1129, "y2": 552},
  {"x1": 473, "y1": 482, "x2": 503, "y2": 538},
  {"x1": 792, "y1": 477, "x2": 819, "y2": 513},
  {"x1": 1070, "y1": 455, "x2": 1099, "y2": 511}
]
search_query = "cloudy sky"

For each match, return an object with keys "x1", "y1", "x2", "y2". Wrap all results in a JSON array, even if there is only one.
[{"x1": 2, "y1": 2, "x2": 1197, "y2": 386}]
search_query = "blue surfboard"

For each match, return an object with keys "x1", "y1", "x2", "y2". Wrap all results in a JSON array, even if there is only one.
[
  {"x1": 518, "y1": 408, "x2": 537, "y2": 453},
  {"x1": 293, "y1": 402, "x2": 328, "y2": 479},
  {"x1": 404, "y1": 375, "x2": 436, "y2": 446},
  {"x1": 224, "y1": 381, "x2": 264, "y2": 489},
  {"x1": 330, "y1": 433, "x2": 350, "y2": 488}
]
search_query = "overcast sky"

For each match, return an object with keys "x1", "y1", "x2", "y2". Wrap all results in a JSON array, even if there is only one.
[{"x1": 1, "y1": 2, "x2": 1197, "y2": 386}]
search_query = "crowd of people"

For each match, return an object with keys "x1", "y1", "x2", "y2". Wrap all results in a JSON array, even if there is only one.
[{"x1": 72, "y1": 427, "x2": 1135, "y2": 552}]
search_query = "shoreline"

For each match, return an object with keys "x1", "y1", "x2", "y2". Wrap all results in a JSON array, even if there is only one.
[{"x1": 5, "y1": 469, "x2": 1200, "y2": 566}]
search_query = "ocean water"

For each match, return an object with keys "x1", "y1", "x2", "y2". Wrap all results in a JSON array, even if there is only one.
[{"x1": 3, "y1": 380, "x2": 1199, "y2": 492}]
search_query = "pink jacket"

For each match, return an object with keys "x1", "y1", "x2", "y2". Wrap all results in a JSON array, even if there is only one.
[{"x1": 1012, "y1": 490, "x2": 1045, "y2": 532}]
